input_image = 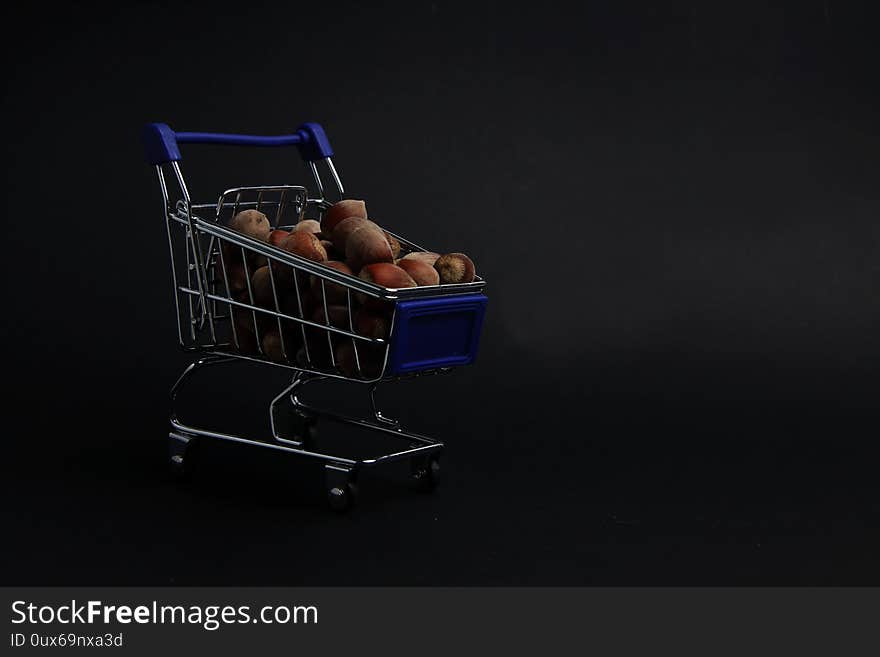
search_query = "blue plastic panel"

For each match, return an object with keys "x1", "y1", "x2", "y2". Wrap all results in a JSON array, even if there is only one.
[
  {"x1": 387, "y1": 294, "x2": 488, "y2": 375},
  {"x1": 296, "y1": 122, "x2": 334, "y2": 161},
  {"x1": 142, "y1": 123, "x2": 181, "y2": 165}
]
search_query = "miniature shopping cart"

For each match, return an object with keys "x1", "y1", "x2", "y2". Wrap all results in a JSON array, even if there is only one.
[{"x1": 143, "y1": 121, "x2": 487, "y2": 510}]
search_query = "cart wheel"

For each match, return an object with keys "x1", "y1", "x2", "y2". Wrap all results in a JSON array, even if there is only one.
[
  {"x1": 292, "y1": 413, "x2": 318, "y2": 448},
  {"x1": 168, "y1": 433, "x2": 198, "y2": 481},
  {"x1": 301, "y1": 421, "x2": 318, "y2": 448},
  {"x1": 328, "y1": 481, "x2": 358, "y2": 512},
  {"x1": 326, "y1": 465, "x2": 357, "y2": 512},
  {"x1": 169, "y1": 454, "x2": 195, "y2": 481},
  {"x1": 412, "y1": 457, "x2": 441, "y2": 493}
]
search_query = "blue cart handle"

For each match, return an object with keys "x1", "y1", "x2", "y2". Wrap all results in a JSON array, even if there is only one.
[{"x1": 142, "y1": 122, "x2": 333, "y2": 165}]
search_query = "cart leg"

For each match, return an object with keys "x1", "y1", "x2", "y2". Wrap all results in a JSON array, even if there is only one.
[
  {"x1": 271, "y1": 373, "x2": 320, "y2": 447},
  {"x1": 170, "y1": 355, "x2": 236, "y2": 406},
  {"x1": 326, "y1": 464, "x2": 358, "y2": 512},
  {"x1": 369, "y1": 383, "x2": 399, "y2": 427},
  {"x1": 411, "y1": 452, "x2": 442, "y2": 492},
  {"x1": 290, "y1": 410, "x2": 319, "y2": 448},
  {"x1": 169, "y1": 431, "x2": 198, "y2": 480},
  {"x1": 169, "y1": 355, "x2": 236, "y2": 433},
  {"x1": 167, "y1": 356, "x2": 234, "y2": 479}
]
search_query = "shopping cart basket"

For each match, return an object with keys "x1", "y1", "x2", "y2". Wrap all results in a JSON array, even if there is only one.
[{"x1": 143, "y1": 121, "x2": 487, "y2": 510}]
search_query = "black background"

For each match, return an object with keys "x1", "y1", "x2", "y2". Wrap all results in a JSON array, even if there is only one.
[{"x1": 2, "y1": 1, "x2": 879, "y2": 584}]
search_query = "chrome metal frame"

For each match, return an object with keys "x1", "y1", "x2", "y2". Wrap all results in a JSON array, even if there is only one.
[{"x1": 153, "y1": 154, "x2": 484, "y2": 507}]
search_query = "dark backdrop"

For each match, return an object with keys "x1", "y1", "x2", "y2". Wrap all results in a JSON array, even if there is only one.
[{"x1": 2, "y1": 1, "x2": 879, "y2": 584}]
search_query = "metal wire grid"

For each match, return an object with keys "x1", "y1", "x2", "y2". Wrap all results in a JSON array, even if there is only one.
[{"x1": 156, "y1": 163, "x2": 484, "y2": 384}]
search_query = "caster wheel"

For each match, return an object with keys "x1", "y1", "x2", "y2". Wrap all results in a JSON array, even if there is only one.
[
  {"x1": 412, "y1": 457, "x2": 441, "y2": 493},
  {"x1": 328, "y1": 482, "x2": 358, "y2": 512},
  {"x1": 292, "y1": 413, "x2": 318, "y2": 448},
  {"x1": 301, "y1": 423, "x2": 318, "y2": 448},
  {"x1": 169, "y1": 455, "x2": 195, "y2": 481},
  {"x1": 169, "y1": 434, "x2": 198, "y2": 481}
]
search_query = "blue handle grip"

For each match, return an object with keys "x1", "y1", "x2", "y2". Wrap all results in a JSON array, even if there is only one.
[{"x1": 142, "y1": 122, "x2": 333, "y2": 165}]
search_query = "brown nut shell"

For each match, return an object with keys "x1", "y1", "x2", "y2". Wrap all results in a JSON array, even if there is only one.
[
  {"x1": 310, "y1": 260, "x2": 354, "y2": 304},
  {"x1": 355, "y1": 310, "x2": 391, "y2": 339},
  {"x1": 346, "y1": 225, "x2": 394, "y2": 271},
  {"x1": 331, "y1": 217, "x2": 379, "y2": 253},
  {"x1": 268, "y1": 229, "x2": 290, "y2": 247},
  {"x1": 397, "y1": 258, "x2": 440, "y2": 286},
  {"x1": 224, "y1": 262, "x2": 249, "y2": 294},
  {"x1": 400, "y1": 251, "x2": 441, "y2": 267},
  {"x1": 383, "y1": 231, "x2": 401, "y2": 259},
  {"x1": 358, "y1": 262, "x2": 417, "y2": 290},
  {"x1": 262, "y1": 331, "x2": 287, "y2": 363},
  {"x1": 434, "y1": 252, "x2": 476, "y2": 284},
  {"x1": 293, "y1": 219, "x2": 321, "y2": 234},
  {"x1": 229, "y1": 209, "x2": 271, "y2": 242},
  {"x1": 251, "y1": 265, "x2": 276, "y2": 308},
  {"x1": 321, "y1": 199, "x2": 367, "y2": 234},
  {"x1": 311, "y1": 304, "x2": 351, "y2": 329},
  {"x1": 280, "y1": 231, "x2": 328, "y2": 262}
]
